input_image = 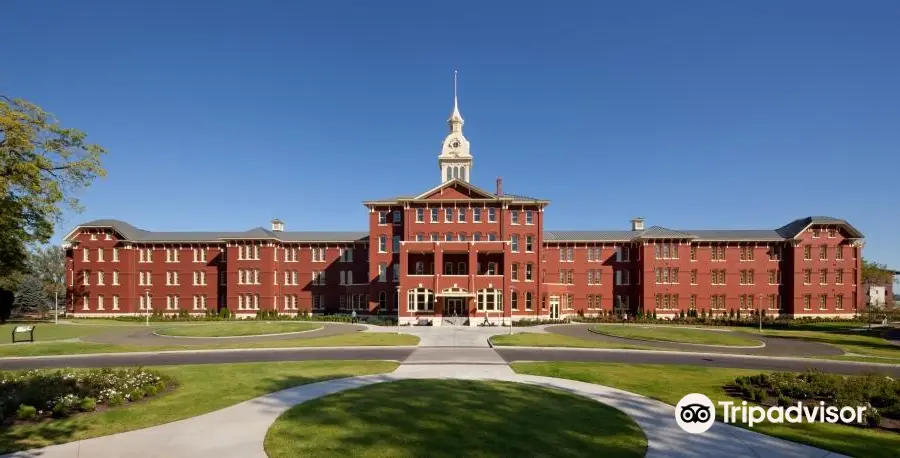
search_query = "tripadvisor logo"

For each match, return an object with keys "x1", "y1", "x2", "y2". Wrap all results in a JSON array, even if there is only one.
[{"x1": 675, "y1": 393, "x2": 868, "y2": 434}]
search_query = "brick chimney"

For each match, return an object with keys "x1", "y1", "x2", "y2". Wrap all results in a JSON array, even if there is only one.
[{"x1": 496, "y1": 177, "x2": 503, "y2": 196}]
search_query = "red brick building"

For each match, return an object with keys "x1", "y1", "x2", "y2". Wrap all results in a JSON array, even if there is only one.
[{"x1": 63, "y1": 92, "x2": 866, "y2": 323}]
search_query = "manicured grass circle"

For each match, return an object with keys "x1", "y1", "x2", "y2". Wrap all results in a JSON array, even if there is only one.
[
  {"x1": 264, "y1": 380, "x2": 647, "y2": 458},
  {"x1": 591, "y1": 325, "x2": 762, "y2": 346},
  {"x1": 155, "y1": 322, "x2": 319, "y2": 337}
]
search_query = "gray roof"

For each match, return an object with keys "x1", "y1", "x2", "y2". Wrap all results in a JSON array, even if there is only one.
[
  {"x1": 546, "y1": 216, "x2": 863, "y2": 242},
  {"x1": 66, "y1": 219, "x2": 368, "y2": 243},
  {"x1": 544, "y1": 231, "x2": 638, "y2": 242},
  {"x1": 776, "y1": 216, "x2": 863, "y2": 238}
]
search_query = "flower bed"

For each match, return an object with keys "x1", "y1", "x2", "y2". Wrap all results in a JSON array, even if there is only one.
[
  {"x1": 0, "y1": 368, "x2": 171, "y2": 422},
  {"x1": 729, "y1": 370, "x2": 900, "y2": 430}
]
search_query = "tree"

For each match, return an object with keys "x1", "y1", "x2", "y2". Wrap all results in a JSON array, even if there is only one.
[
  {"x1": 12, "y1": 275, "x2": 46, "y2": 317},
  {"x1": 26, "y1": 245, "x2": 65, "y2": 306},
  {"x1": 862, "y1": 259, "x2": 895, "y2": 285},
  {"x1": 0, "y1": 96, "x2": 106, "y2": 303}
]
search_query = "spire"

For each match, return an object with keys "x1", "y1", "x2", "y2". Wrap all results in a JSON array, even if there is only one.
[{"x1": 448, "y1": 70, "x2": 463, "y2": 132}]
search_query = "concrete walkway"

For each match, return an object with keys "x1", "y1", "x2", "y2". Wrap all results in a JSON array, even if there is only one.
[{"x1": 3, "y1": 347, "x2": 848, "y2": 458}]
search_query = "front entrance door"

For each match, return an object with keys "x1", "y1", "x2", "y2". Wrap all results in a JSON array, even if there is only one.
[
  {"x1": 445, "y1": 298, "x2": 467, "y2": 316},
  {"x1": 549, "y1": 295, "x2": 560, "y2": 319}
]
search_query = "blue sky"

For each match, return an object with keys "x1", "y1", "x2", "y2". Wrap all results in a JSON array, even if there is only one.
[{"x1": 2, "y1": 1, "x2": 898, "y2": 268}]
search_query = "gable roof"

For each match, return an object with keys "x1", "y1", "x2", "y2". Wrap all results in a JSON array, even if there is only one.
[
  {"x1": 775, "y1": 216, "x2": 864, "y2": 239},
  {"x1": 363, "y1": 179, "x2": 550, "y2": 205},
  {"x1": 63, "y1": 219, "x2": 368, "y2": 243}
]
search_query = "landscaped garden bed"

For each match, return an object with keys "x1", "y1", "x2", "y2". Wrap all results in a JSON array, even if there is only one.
[
  {"x1": 0, "y1": 368, "x2": 171, "y2": 424},
  {"x1": 729, "y1": 370, "x2": 900, "y2": 431}
]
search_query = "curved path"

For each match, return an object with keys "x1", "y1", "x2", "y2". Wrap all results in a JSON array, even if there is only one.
[
  {"x1": 1, "y1": 359, "x2": 849, "y2": 458},
  {"x1": 548, "y1": 324, "x2": 845, "y2": 357},
  {"x1": 80, "y1": 322, "x2": 364, "y2": 346}
]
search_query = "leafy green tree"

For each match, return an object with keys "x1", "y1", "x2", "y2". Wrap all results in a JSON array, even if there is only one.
[
  {"x1": 0, "y1": 96, "x2": 106, "y2": 307},
  {"x1": 861, "y1": 259, "x2": 895, "y2": 285},
  {"x1": 12, "y1": 275, "x2": 46, "y2": 316},
  {"x1": 26, "y1": 245, "x2": 65, "y2": 305}
]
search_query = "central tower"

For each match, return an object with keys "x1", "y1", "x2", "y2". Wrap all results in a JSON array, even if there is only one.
[{"x1": 438, "y1": 71, "x2": 473, "y2": 182}]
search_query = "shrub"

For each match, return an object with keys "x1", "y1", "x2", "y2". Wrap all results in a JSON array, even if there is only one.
[
  {"x1": 0, "y1": 367, "x2": 169, "y2": 422},
  {"x1": 865, "y1": 406, "x2": 883, "y2": 428},
  {"x1": 777, "y1": 395, "x2": 793, "y2": 407},
  {"x1": 108, "y1": 393, "x2": 124, "y2": 407},
  {"x1": 79, "y1": 397, "x2": 97, "y2": 412},
  {"x1": 16, "y1": 404, "x2": 37, "y2": 421},
  {"x1": 128, "y1": 388, "x2": 145, "y2": 402}
]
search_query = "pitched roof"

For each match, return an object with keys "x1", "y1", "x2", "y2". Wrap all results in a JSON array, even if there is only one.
[
  {"x1": 546, "y1": 216, "x2": 863, "y2": 242},
  {"x1": 776, "y1": 216, "x2": 863, "y2": 238},
  {"x1": 363, "y1": 179, "x2": 549, "y2": 205},
  {"x1": 64, "y1": 219, "x2": 367, "y2": 243}
]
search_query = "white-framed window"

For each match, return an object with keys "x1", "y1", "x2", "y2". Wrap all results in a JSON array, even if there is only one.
[
  {"x1": 525, "y1": 235, "x2": 534, "y2": 252},
  {"x1": 379, "y1": 211, "x2": 388, "y2": 225},
  {"x1": 97, "y1": 248, "x2": 104, "y2": 262},
  {"x1": 97, "y1": 295, "x2": 105, "y2": 311},
  {"x1": 392, "y1": 210, "x2": 401, "y2": 224},
  {"x1": 488, "y1": 233, "x2": 497, "y2": 241},
  {"x1": 476, "y1": 288, "x2": 502, "y2": 311},
  {"x1": 139, "y1": 294, "x2": 151, "y2": 311},
  {"x1": 511, "y1": 235, "x2": 519, "y2": 252},
  {"x1": 166, "y1": 271, "x2": 179, "y2": 286},
  {"x1": 193, "y1": 247, "x2": 208, "y2": 263},
  {"x1": 473, "y1": 208, "x2": 482, "y2": 223},
  {"x1": 112, "y1": 295, "x2": 120, "y2": 311},
  {"x1": 812, "y1": 228, "x2": 820, "y2": 238},
  {"x1": 392, "y1": 264, "x2": 400, "y2": 282},
  {"x1": 392, "y1": 235, "x2": 400, "y2": 252},
  {"x1": 312, "y1": 294, "x2": 324, "y2": 311},
  {"x1": 511, "y1": 291, "x2": 518, "y2": 310},
  {"x1": 445, "y1": 208, "x2": 453, "y2": 222},
  {"x1": 488, "y1": 208, "x2": 496, "y2": 223},
  {"x1": 511, "y1": 210, "x2": 519, "y2": 225},
  {"x1": 525, "y1": 263, "x2": 533, "y2": 281},
  {"x1": 819, "y1": 269, "x2": 828, "y2": 285},
  {"x1": 803, "y1": 294, "x2": 811, "y2": 310},
  {"x1": 803, "y1": 269, "x2": 811, "y2": 285},
  {"x1": 525, "y1": 210, "x2": 534, "y2": 225},
  {"x1": 473, "y1": 232, "x2": 481, "y2": 241},
  {"x1": 96, "y1": 270, "x2": 105, "y2": 286},
  {"x1": 819, "y1": 244, "x2": 828, "y2": 261},
  {"x1": 803, "y1": 245, "x2": 811, "y2": 260},
  {"x1": 430, "y1": 233, "x2": 438, "y2": 241},
  {"x1": 90, "y1": 233, "x2": 97, "y2": 241},
  {"x1": 166, "y1": 295, "x2": 180, "y2": 311},
  {"x1": 110, "y1": 270, "x2": 119, "y2": 285},
  {"x1": 378, "y1": 263, "x2": 386, "y2": 282},
  {"x1": 82, "y1": 248, "x2": 89, "y2": 262},
  {"x1": 193, "y1": 271, "x2": 206, "y2": 286},
  {"x1": 166, "y1": 248, "x2": 180, "y2": 263},
  {"x1": 835, "y1": 269, "x2": 844, "y2": 285},
  {"x1": 138, "y1": 248, "x2": 152, "y2": 263},
  {"x1": 819, "y1": 294, "x2": 827, "y2": 310},
  {"x1": 378, "y1": 236, "x2": 387, "y2": 253},
  {"x1": 416, "y1": 208, "x2": 424, "y2": 223},
  {"x1": 340, "y1": 271, "x2": 346, "y2": 285},
  {"x1": 193, "y1": 294, "x2": 207, "y2": 310},
  {"x1": 458, "y1": 208, "x2": 466, "y2": 223},
  {"x1": 511, "y1": 263, "x2": 519, "y2": 281},
  {"x1": 836, "y1": 245, "x2": 844, "y2": 260},
  {"x1": 311, "y1": 247, "x2": 326, "y2": 262},
  {"x1": 415, "y1": 233, "x2": 424, "y2": 242},
  {"x1": 430, "y1": 208, "x2": 439, "y2": 223},
  {"x1": 407, "y1": 288, "x2": 435, "y2": 312},
  {"x1": 835, "y1": 294, "x2": 843, "y2": 310},
  {"x1": 828, "y1": 228, "x2": 836, "y2": 238}
]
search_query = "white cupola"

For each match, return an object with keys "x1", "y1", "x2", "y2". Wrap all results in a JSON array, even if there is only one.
[{"x1": 439, "y1": 70, "x2": 473, "y2": 183}]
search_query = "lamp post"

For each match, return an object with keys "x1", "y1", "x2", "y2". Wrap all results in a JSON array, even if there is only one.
[
  {"x1": 144, "y1": 289, "x2": 150, "y2": 326},
  {"x1": 54, "y1": 291, "x2": 59, "y2": 324},
  {"x1": 758, "y1": 293, "x2": 764, "y2": 333}
]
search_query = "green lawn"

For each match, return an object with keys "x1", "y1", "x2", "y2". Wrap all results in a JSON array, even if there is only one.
[
  {"x1": 0, "y1": 360, "x2": 398, "y2": 453},
  {"x1": 0, "y1": 333, "x2": 419, "y2": 358},
  {"x1": 0, "y1": 323, "x2": 142, "y2": 343},
  {"x1": 755, "y1": 328, "x2": 900, "y2": 359},
  {"x1": 512, "y1": 362, "x2": 899, "y2": 458},
  {"x1": 265, "y1": 379, "x2": 646, "y2": 458},
  {"x1": 155, "y1": 322, "x2": 320, "y2": 337},
  {"x1": 490, "y1": 332, "x2": 654, "y2": 349},
  {"x1": 590, "y1": 325, "x2": 763, "y2": 346}
]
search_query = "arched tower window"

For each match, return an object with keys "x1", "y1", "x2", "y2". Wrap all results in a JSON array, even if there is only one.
[
  {"x1": 461, "y1": 167, "x2": 467, "y2": 181},
  {"x1": 446, "y1": 167, "x2": 452, "y2": 182}
]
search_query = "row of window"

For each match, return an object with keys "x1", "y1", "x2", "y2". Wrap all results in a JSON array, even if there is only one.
[
  {"x1": 559, "y1": 246, "x2": 632, "y2": 262},
  {"x1": 338, "y1": 294, "x2": 370, "y2": 310},
  {"x1": 82, "y1": 248, "x2": 121, "y2": 263},
  {"x1": 803, "y1": 244, "x2": 847, "y2": 261},
  {"x1": 803, "y1": 294, "x2": 853, "y2": 311},
  {"x1": 389, "y1": 207, "x2": 539, "y2": 225},
  {"x1": 803, "y1": 269, "x2": 852, "y2": 286},
  {"x1": 809, "y1": 228, "x2": 839, "y2": 239}
]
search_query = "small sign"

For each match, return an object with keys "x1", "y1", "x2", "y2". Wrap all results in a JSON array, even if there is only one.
[{"x1": 13, "y1": 326, "x2": 34, "y2": 333}]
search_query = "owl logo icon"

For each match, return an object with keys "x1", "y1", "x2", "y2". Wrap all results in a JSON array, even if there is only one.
[{"x1": 675, "y1": 393, "x2": 716, "y2": 434}]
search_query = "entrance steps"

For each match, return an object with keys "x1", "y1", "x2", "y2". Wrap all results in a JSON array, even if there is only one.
[{"x1": 441, "y1": 317, "x2": 469, "y2": 327}]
